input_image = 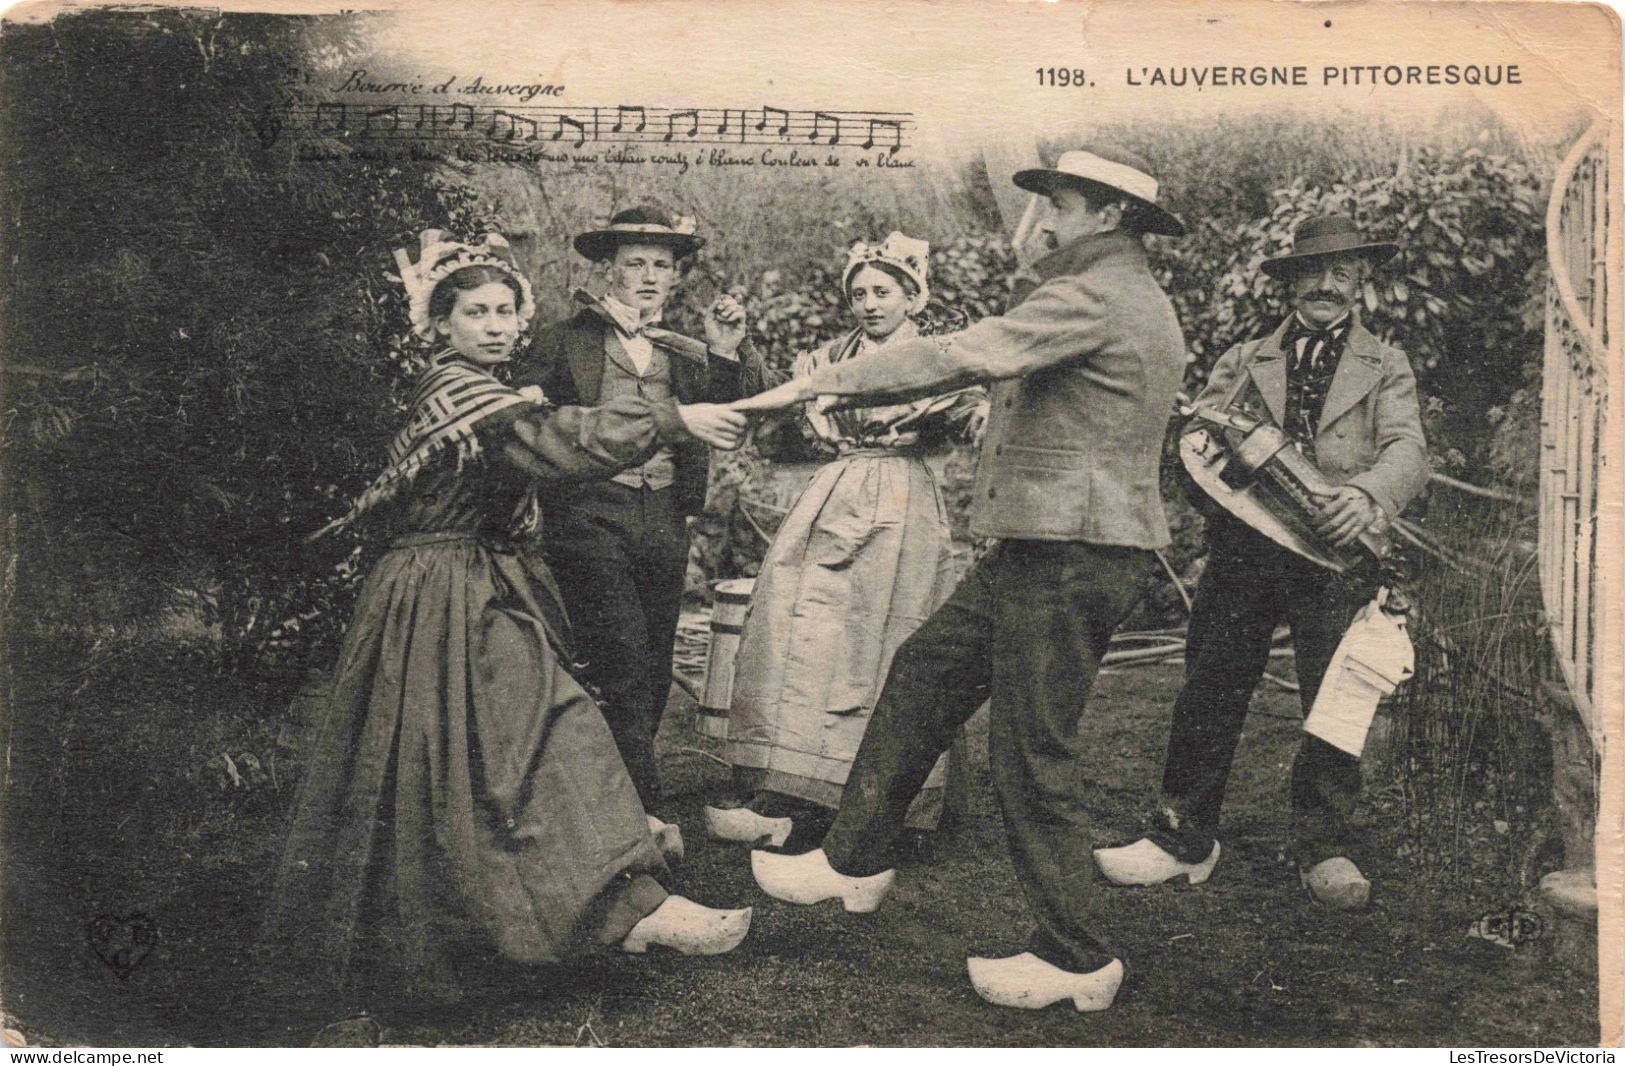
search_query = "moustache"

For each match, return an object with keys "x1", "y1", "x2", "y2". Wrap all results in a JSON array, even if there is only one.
[{"x1": 1302, "y1": 292, "x2": 1342, "y2": 302}]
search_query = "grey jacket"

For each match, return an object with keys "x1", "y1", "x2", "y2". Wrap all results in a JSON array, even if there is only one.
[
  {"x1": 808, "y1": 229, "x2": 1187, "y2": 546},
  {"x1": 1193, "y1": 316, "x2": 1429, "y2": 520}
]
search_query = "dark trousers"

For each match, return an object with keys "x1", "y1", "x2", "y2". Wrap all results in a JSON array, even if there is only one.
[
  {"x1": 545, "y1": 484, "x2": 690, "y2": 809},
  {"x1": 1152, "y1": 522, "x2": 1370, "y2": 866},
  {"x1": 822, "y1": 540, "x2": 1151, "y2": 973}
]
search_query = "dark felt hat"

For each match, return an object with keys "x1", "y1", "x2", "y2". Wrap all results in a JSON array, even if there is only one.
[
  {"x1": 1261, "y1": 214, "x2": 1400, "y2": 279},
  {"x1": 573, "y1": 206, "x2": 706, "y2": 262}
]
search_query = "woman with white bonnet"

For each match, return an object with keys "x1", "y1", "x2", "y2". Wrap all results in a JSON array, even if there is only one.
[
  {"x1": 706, "y1": 233, "x2": 986, "y2": 848},
  {"x1": 267, "y1": 230, "x2": 754, "y2": 1023}
]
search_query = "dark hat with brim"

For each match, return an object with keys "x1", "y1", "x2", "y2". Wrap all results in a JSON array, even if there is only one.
[
  {"x1": 1013, "y1": 147, "x2": 1185, "y2": 237},
  {"x1": 1261, "y1": 213, "x2": 1399, "y2": 279},
  {"x1": 573, "y1": 206, "x2": 706, "y2": 262}
]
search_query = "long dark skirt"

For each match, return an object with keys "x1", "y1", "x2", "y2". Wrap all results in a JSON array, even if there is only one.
[{"x1": 264, "y1": 534, "x2": 668, "y2": 1003}]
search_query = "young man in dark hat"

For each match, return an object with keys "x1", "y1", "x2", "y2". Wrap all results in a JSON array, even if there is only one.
[
  {"x1": 1094, "y1": 213, "x2": 1429, "y2": 909},
  {"x1": 735, "y1": 147, "x2": 1187, "y2": 1010},
  {"x1": 516, "y1": 207, "x2": 767, "y2": 844}
]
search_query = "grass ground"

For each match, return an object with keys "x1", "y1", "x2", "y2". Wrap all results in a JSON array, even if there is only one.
[{"x1": 0, "y1": 638, "x2": 1599, "y2": 1047}]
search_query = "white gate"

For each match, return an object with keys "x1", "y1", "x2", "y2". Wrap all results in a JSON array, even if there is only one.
[{"x1": 1539, "y1": 120, "x2": 1622, "y2": 741}]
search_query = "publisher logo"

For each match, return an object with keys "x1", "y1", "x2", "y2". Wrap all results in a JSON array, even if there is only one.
[{"x1": 1466, "y1": 907, "x2": 1544, "y2": 949}]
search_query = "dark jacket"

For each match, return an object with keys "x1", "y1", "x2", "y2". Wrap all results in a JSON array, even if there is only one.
[
  {"x1": 807, "y1": 229, "x2": 1187, "y2": 546},
  {"x1": 515, "y1": 294, "x2": 768, "y2": 515}
]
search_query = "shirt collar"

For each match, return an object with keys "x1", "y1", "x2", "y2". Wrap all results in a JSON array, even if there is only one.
[
  {"x1": 599, "y1": 293, "x2": 663, "y2": 337},
  {"x1": 1291, "y1": 310, "x2": 1352, "y2": 334}
]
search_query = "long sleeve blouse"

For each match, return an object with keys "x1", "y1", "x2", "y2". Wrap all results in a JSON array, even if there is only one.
[
  {"x1": 796, "y1": 323, "x2": 986, "y2": 451},
  {"x1": 394, "y1": 394, "x2": 688, "y2": 540}
]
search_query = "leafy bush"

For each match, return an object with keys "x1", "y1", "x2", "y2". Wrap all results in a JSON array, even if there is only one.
[{"x1": 0, "y1": 10, "x2": 486, "y2": 678}]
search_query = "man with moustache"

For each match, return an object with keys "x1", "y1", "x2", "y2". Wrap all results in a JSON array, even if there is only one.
[
  {"x1": 517, "y1": 207, "x2": 767, "y2": 843},
  {"x1": 736, "y1": 147, "x2": 1187, "y2": 1010},
  {"x1": 1094, "y1": 214, "x2": 1429, "y2": 910}
]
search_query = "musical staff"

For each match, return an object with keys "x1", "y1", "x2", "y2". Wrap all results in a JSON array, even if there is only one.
[{"x1": 267, "y1": 101, "x2": 915, "y2": 156}]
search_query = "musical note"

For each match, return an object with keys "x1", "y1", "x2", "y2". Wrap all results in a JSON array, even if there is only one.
[
  {"x1": 313, "y1": 101, "x2": 346, "y2": 132},
  {"x1": 754, "y1": 105, "x2": 790, "y2": 136},
  {"x1": 611, "y1": 105, "x2": 646, "y2": 134},
  {"x1": 362, "y1": 106, "x2": 400, "y2": 137},
  {"x1": 413, "y1": 104, "x2": 437, "y2": 130},
  {"x1": 485, "y1": 110, "x2": 538, "y2": 142},
  {"x1": 808, "y1": 111, "x2": 841, "y2": 145},
  {"x1": 715, "y1": 109, "x2": 732, "y2": 136},
  {"x1": 553, "y1": 114, "x2": 588, "y2": 148},
  {"x1": 663, "y1": 109, "x2": 699, "y2": 142},
  {"x1": 861, "y1": 118, "x2": 903, "y2": 154},
  {"x1": 446, "y1": 103, "x2": 476, "y2": 131}
]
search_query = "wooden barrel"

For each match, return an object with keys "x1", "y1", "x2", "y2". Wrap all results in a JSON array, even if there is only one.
[{"x1": 696, "y1": 578, "x2": 755, "y2": 739}]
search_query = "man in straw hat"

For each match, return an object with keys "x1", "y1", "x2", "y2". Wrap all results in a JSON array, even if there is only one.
[
  {"x1": 735, "y1": 146, "x2": 1187, "y2": 1010},
  {"x1": 1094, "y1": 213, "x2": 1428, "y2": 910},
  {"x1": 515, "y1": 206, "x2": 767, "y2": 844}
]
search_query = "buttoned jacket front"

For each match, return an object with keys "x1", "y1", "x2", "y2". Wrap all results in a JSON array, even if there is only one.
[
  {"x1": 808, "y1": 229, "x2": 1188, "y2": 546},
  {"x1": 1192, "y1": 316, "x2": 1429, "y2": 520},
  {"x1": 515, "y1": 292, "x2": 768, "y2": 515}
]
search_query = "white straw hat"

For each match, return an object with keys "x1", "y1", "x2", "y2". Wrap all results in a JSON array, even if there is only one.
[{"x1": 1013, "y1": 147, "x2": 1185, "y2": 237}]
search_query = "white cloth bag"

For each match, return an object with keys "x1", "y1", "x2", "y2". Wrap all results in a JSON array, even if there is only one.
[{"x1": 1303, "y1": 589, "x2": 1415, "y2": 757}]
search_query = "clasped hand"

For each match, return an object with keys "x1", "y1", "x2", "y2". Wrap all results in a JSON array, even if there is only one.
[
  {"x1": 677, "y1": 403, "x2": 748, "y2": 450},
  {"x1": 704, "y1": 293, "x2": 747, "y2": 356},
  {"x1": 680, "y1": 370, "x2": 816, "y2": 448},
  {"x1": 1314, "y1": 485, "x2": 1383, "y2": 547}
]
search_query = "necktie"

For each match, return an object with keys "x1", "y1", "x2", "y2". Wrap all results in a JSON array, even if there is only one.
[
  {"x1": 1282, "y1": 317, "x2": 1342, "y2": 371},
  {"x1": 1279, "y1": 317, "x2": 1348, "y2": 456}
]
